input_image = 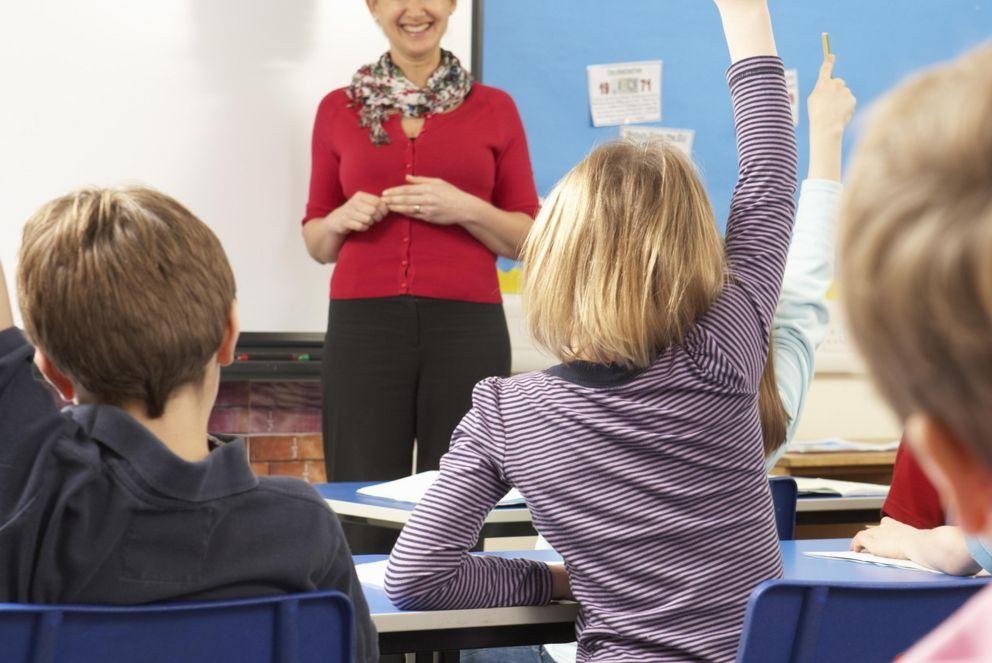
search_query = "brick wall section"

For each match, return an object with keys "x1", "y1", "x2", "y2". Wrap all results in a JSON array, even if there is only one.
[
  {"x1": 210, "y1": 381, "x2": 326, "y2": 483},
  {"x1": 38, "y1": 376, "x2": 328, "y2": 484}
]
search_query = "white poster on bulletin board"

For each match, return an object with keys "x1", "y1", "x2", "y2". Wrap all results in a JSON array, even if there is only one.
[
  {"x1": 587, "y1": 60, "x2": 662, "y2": 127},
  {"x1": 619, "y1": 125, "x2": 695, "y2": 157},
  {"x1": 786, "y1": 68, "x2": 800, "y2": 126}
]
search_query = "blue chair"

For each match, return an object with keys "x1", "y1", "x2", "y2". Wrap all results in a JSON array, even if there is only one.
[
  {"x1": 769, "y1": 476, "x2": 797, "y2": 541},
  {"x1": 736, "y1": 579, "x2": 986, "y2": 663},
  {"x1": 0, "y1": 591, "x2": 353, "y2": 663}
]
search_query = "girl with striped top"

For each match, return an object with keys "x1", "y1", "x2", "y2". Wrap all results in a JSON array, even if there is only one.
[
  {"x1": 532, "y1": 51, "x2": 856, "y2": 663},
  {"x1": 385, "y1": 1, "x2": 797, "y2": 660}
]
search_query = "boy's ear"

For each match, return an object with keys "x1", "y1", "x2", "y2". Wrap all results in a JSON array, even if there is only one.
[
  {"x1": 907, "y1": 413, "x2": 992, "y2": 536},
  {"x1": 33, "y1": 350, "x2": 76, "y2": 403},
  {"x1": 217, "y1": 301, "x2": 240, "y2": 367}
]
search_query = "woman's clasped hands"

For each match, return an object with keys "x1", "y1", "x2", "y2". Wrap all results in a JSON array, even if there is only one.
[{"x1": 382, "y1": 174, "x2": 481, "y2": 226}]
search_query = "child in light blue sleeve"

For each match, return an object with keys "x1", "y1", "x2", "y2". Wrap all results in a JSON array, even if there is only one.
[{"x1": 763, "y1": 51, "x2": 855, "y2": 468}]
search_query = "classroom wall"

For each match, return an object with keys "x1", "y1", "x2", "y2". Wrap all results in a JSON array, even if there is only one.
[
  {"x1": 0, "y1": 1, "x2": 473, "y2": 334},
  {"x1": 501, "y1": 297, "x2": 902, "y2": 446}
]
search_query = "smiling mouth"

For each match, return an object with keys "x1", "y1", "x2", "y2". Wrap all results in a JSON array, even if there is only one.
[{"x1": 400, "y1": 22, "x2": 433, "y2": 36}]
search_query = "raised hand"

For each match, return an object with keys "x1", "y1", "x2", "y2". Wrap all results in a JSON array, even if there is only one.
[
  {"x1": 807, "y1": 53, "x2": 856, "y2": 181},
  {"x1": 809, "y1": 55, "x2": 856, "y2": 137},
  {"x1": 713, "y1": 0, "x2": 776, "y2": 62}
]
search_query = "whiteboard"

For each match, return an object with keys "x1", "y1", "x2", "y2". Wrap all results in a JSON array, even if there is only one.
[{"x1": 0, "y1": 0, "x2": 473, "y2": 333}]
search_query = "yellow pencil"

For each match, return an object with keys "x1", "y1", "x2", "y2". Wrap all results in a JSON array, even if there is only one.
[{"x1": 822, "y1": 32, "x2": 831, "y2": 58}]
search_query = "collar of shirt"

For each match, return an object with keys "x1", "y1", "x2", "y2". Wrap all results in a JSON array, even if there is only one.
[{"x1": 65, "y1": 403, "x2": 258, "y2": 502}]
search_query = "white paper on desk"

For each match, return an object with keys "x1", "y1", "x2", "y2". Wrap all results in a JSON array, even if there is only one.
[
  {"x1": 356, "y1": 560, "x2": 388, "y2": 588},
  {"x1": 805, "y1": 551, "x2": 943, "y2": 574},
  {"x1": 357, "y1": 471, "x2": 526, "y2": 507},
  {"x1": 788, "y1": 438, "x2": 901, "y2": 454},
  {"x1": 805, "y1": 551, "x2": 992, "y2": 577},
  {"x1": 619, "y1": 125, "x2": 694, "y2": 157},
  {"x1": 587, "y1": 60, "x2": 662, "y2": 127},
  {"x1": 794, "y1": 477, "x2": 889, "y2": 498}
]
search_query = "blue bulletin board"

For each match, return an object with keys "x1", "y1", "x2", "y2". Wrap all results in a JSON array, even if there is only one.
[{"x1": 475, "y1": 0, "x2": 991, "y2": 230}]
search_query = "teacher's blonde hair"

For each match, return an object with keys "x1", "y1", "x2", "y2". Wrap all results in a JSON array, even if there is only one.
[{"x1": 521, "y1": 139, "x2": 725, "y2": 368}]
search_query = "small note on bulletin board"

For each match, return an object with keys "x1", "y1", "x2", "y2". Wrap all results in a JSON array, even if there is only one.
[
  {"x1": 587, "y1": 60, "x2": 662, "y2": 127},
  {"x1": 785, "y1": 68, "x2": 800, "y2": 126},
  {"x1": 620, "y1": 125, "x2": 695, "y2": 157}
]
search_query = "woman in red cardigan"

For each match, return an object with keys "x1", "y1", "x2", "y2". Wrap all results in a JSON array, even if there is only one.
[{"x1": 301, "y1": 0, "x2": 538, "y2": 551}]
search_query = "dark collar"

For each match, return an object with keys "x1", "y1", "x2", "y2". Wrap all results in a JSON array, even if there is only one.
[
  {"x1": 66, "y1": 404, "x2": 258, "y2": 502},
  {"x1": 544, "y1": 361, "x2": 649, "y2": 389}
]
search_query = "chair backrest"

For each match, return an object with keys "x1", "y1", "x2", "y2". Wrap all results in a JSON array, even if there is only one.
[
  {"x1": 0, "y1": 591, "x2": 353, "y2": 663},
  {"x1": 736, "y1": 579, "x2": 987, "y2": 663},
  {"x1": 768, "y1": 476, "x2": 797, "y2": 541}
]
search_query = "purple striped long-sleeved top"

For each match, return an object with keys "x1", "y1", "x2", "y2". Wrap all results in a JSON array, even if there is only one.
[{"x1": 385, "y1": 57, "x2": 798, "y2": 662}]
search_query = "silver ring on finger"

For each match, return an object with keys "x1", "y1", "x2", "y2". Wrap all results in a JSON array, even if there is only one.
[{"x1": 414, "y1": 204, "x2": 422, "y2": 216}]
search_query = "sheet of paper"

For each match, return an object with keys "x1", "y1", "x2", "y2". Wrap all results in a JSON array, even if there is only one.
[
  {"x1": 788, "y1": 438, "x2": 901, "y2": 454},
  {"x1": 619, "y1": 125, "x2": 695, "y2": 157},
  {"x1": 786, "y1": 68, "x2": 800, "y2": 126},
  {"x1": 793, "y1": 477, "x2": 890, "y2": 498},
  {"x1": 804, "y1": 551, "x2": 945, "y2": 574},
  {"x1": 587, "y1": 60, "x2": 662, "y2": 127},
  {"x1": 357, "y1": 470, "x2": 526, "y2": 507},
  {"x1": 356, "y1": 560, "x2": 388, "y2": 588}
]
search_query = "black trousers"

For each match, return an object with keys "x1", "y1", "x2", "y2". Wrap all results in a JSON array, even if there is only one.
[{"x1": 321, "y1": 296, "x2": 511, "y2": 552}]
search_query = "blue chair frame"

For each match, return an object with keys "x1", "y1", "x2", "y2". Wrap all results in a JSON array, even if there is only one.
[
  {"x1": 769, "y1": 476, "x2": 797, "y2": 541},
  {"x1": 736, "y1": 578, "x2": 987, "y2": 663},
  {"x1": 0, "y1": 590, "x2": 353, "y2": 663}
]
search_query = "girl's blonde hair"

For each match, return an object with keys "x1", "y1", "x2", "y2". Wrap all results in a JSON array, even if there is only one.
[{"x1": 522, "y1": 139, "x2": 726, "y2": 368}]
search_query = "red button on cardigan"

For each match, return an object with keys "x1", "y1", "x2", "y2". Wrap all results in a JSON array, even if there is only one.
[{"x1": 302, "y1": 84, "x2": 540, "y2": 304}]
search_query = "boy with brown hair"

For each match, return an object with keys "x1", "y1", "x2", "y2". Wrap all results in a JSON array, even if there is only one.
[
  {"x1": 839, "y1": 43, "x2": 992, "y2": 659},
  {"x1": 0, "y1": 186, "x2": 377, "y2": 661}
]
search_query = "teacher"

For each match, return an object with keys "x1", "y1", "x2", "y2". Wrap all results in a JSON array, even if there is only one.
[{"x1": 301, "y1": 0, "x2": 539, "y2": 550}]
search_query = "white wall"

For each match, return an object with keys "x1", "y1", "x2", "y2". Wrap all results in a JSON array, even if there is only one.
[{"x1": 0, "y1": 0, "x2": 473, "y2": 333}]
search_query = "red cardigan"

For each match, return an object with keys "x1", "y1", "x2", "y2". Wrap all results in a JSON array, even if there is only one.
[{"x1": 303, "y1": 84, "x2": 539, "y2": 304}]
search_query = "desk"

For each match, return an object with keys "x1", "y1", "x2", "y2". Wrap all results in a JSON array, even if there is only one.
[
  {"x1": 317, "y1": 483, "x2": 537, "y2": 546},
  {"x1": 773, "y1": 450, "x2": 897, "y2": 485},
  {"x1": 358, "y1": 539, "x2": 988, "y2": 656},
  {"x1": 316, "y1": 483, "x2": 886, "y2": 543}
]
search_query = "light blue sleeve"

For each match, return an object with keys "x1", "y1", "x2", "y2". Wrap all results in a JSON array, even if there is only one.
[
  {"x1": 765, "y1": 180, "x2": 842, "y2": 470},
  {"x1": 967, "y1": 537, "x2": 992, "y2": 574}
]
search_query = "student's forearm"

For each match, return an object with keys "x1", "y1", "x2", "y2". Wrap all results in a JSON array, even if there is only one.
[
  {"x1": 461, "y1": 203, "x2": 533, "y2": 260},
  {"x1": 904, "y1": 527, "x2": 981, "y2": 576},
  {"x1": 716, "y1": 2, "x2": 778, "y2": 63},
  {"x1": 808, "y1": 131, "x2": 843, "y2": 182},
  {"x1": 302, "y1": 215, "x2": 347, "y2": 264},
  {"x1": 0, "y1": 262, "x2": 13, "y2": 331}
]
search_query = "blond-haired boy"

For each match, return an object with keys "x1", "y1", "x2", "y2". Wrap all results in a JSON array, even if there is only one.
[
  {"x1": 840, "y1": 43, "x2": 992, "y2": 659},
  {"x1": 0, "y1": 187, "x2": 376, "y2": 661}
]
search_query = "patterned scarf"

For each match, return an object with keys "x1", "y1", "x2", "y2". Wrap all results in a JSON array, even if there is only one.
[{"x1": 347, "y1": 49, "x2": 473, "y2": 146}]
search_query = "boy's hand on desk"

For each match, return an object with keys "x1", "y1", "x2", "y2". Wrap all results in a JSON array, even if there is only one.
[
  {"x1": 0, "y1": 261, "x2": 13, "y2": 331},
  {"x1": 850, "y1": 517, "x2": 915, "y2": 560},
  {"x1": 548, "y1": 563, "x2": 574, "y2": 601}
]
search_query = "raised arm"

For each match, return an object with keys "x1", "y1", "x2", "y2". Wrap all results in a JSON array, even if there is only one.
[
  {"x1": 714, "y1": 0, "x2": 777, "y2": 62},
  {"x1": 767, "y1": 54, "x2": 856, "y2": 466},
  {"x1": 694, "y1": 0, "x2": 797, "y2": 384},
  {"x1": 384, "y1": 380, "x2": 561, "y2": 610}
]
